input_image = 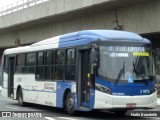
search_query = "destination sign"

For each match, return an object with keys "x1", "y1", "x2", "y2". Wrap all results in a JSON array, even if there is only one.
[
  {"x1": 108, "y1": 46, "x2": 145, "y2": 52},
  {"x1": 115, "y1": 46, "x2": 145, "y2": 52}
]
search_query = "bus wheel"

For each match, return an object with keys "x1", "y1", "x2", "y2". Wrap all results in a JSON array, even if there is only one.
[
  {"x1": 18, "y1": 88, "x2": 25, "y2": 106},
  {"x1": 65, "y1": 92, "x2": 75, "y2": 115}
]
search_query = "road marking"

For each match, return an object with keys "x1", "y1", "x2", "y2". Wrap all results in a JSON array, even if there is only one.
[
  {"x1": 58, "y1": 117, "x2": 78, "y2": 120},
  {"x1": 44, "y1": 117, "x2": 55, "y2": 120},
  {"x1": 5, "y1": 106, "x2": 18, "y2": 110}
]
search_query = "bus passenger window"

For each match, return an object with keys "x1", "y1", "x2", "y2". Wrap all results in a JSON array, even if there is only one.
[
  {"x1": 45, "y1": 51, "x2": 53, "y2": 80},
  {"x1": 65, "y1": 49, "x2": 76, "y2": 81},
  {"x1": 26, "y1": 53, "x2": 36, "y2": 66},
  {"x1": 54, "y1": 66, "x2": 64, "y2": 80},
  {"x1": 24, "y1": 53, "x2": 35, "y2": 73},
  {"x1": 53, "y1": 50, "x2": 64, "y2": 80},
  {"x1": 55, "y1": 50, "x2": 64, "y2": 64},
  {"x1": 66, "y1": 49, "x2": 76, "y2": 64},
  {"x1": 45, "y1": 51, "x2": 52, "y2": 65},
  {"x1": 65, "y1": 65, "x2": 75, "y2": 80},
  {"x1": 36, "y1": 52, "x2": 44, "y2": 80},
  {"x1": 16, "y1": 54, "x2": 25, "y2": 73}
]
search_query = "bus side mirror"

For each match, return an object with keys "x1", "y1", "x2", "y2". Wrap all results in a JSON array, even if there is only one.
[
  {"x1": 90, "y1": 44, "x2": 99, "y2": 74},
  {"x1": 91, "y1": 48, "x2": 99, "y2": 66}
]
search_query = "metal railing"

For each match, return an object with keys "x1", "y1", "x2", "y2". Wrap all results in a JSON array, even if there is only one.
[{"x1": 0, "y1": 0, "x2": 49, "y2": 16}]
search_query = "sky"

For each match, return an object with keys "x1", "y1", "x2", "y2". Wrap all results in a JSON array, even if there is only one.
[{"x1": 0, "y1": 0, "x2": 18, "y2": 8}]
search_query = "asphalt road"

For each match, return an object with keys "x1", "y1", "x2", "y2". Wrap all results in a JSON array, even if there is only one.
[{"x1": 0, "y1": 91, "x2": 159, "y2": 120}]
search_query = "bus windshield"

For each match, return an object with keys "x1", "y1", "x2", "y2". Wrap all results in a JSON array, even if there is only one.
[{"x1": 98, "y1": 44, "x2": 154, "y2": 83}]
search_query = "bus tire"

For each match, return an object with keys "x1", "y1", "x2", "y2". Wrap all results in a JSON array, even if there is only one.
[
  {"x1": 65, "y1": 92, "x2": 76, "y2": 115},
  {"x1": 18, "y1": 88, "x2": 25, "y2": 107}
]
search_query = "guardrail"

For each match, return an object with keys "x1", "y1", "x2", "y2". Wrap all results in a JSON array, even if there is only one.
[{"x1": 0, "y1": 0, "x2": 49, "y2": 16}]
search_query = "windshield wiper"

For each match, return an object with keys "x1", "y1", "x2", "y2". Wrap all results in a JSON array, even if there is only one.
[
  {"x1": 132, "y1": 61, "x2": 149, "y2": 84},
  {"x1": 115, "y1": 61, "x2": 125, "y2": 84},
  {"x1": 133, "y1": 61, "x2": 145, "y2": 79}
]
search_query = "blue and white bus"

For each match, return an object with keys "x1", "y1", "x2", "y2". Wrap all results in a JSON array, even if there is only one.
[{"x1": 1, "y1": 30, "x2": 157, "y2": 115}]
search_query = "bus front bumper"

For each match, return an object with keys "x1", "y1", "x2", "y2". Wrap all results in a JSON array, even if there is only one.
[{"x1": 93, "y1": 90, "x2": 157, "y2": 109}]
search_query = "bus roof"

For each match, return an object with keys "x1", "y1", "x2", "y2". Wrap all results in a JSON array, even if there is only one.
[{"x1": 4, "y1": 30, "x2": 150, "y2": 55}]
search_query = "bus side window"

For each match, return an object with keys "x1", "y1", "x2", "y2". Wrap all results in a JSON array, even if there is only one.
[
  {"x1": 65, "y1": 49, "x2": 76, "y2": 81},
  {"x1": 45, "y1": 51, "x2": 53, "y2": 80},
  {"x1": 36, "y1": 52, "x2": 44, "y2": 80},
  {"x1": 16, "y1": 54, "x2": 25, "y2": 73},
  {"x1": 53, "y1": 50, "x2": 64, "y2": 80},
  {"x1": 25, "y1": 53, "x2": 35, "y2": 74}
]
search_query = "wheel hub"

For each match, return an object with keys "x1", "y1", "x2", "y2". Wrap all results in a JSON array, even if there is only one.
[{"x1": 68, "y1": 98, "x2": 73, "y2": 110}]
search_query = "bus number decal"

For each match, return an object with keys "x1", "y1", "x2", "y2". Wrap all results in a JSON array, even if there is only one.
[{"x1": 140, "y1": 90, "x2": 150, "y2": 94}]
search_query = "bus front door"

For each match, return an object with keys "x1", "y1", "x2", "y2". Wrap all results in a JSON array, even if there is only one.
[
  {"x1": 8, "y1": 57, "x2": 15, "y2": 98},
  {"x1": 78, "y1": 50, "x2": 90, "y2": 108}
]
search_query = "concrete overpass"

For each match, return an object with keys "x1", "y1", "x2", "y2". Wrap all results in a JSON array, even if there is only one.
[
  {"x1": 0, "y1": 0, "x2": 160, "y2": 58},
  {"x1": 0, "y1": 0, "x2": 159, "y2": 48}
]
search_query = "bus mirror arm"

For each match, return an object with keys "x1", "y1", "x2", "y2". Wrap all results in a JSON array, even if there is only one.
[
  {"x1": 91, "y1": 64, "x2": 94, "y2": 74},
  {"x1": 90, "y1": 48, "x2": 99, "y2": 74},
  {"x1": 91, "y1": 50, "x2": 99, "y2": 64},
  {"x1": 90, "y1": 42, "x2": 99, "y2": 66}
]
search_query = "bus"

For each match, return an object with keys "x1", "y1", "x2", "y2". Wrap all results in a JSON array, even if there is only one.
[{"x1": 1, "y1": 30, "x2": 157, "y2": 115}]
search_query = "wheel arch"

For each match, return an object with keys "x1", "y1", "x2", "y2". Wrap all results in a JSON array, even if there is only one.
[{"x1": 63, "y1": 88, "x2": 71, "y2": 109}]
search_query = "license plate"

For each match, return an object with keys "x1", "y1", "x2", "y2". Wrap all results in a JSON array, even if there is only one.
[{"x1": 126, "y1": 103, "x2": 136, "y2": 108}]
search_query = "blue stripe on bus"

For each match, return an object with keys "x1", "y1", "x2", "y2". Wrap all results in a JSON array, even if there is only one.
[
  {"x1": 60, "y1": 31, "x2": 79, "y2": 39},
  {"x1": 59, "y1": 38, "x2": 96, "y2": 48},
  {"x1": 78, "y1": 30, "x2": 143, "y2": 41},
  {"x1": 56, "y1": 82, "x2": 72, "y2": 108},
  {"x1": 90, "y1": 88, "x2": 95, "y2": 110},
  {"x1": 58, "y1": 30, "x2": 149, "y2": 48},
  {"x1": 59, "y1": 37, "x2": 99, "y2": 48},
  {"x1": 58, "y1": 30, "x2": 147, "y2": 48},
  {"x1": 95, "y1": 77, "x2": 155, "y2": 96}
]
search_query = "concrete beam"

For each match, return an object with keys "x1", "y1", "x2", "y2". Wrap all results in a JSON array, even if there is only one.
[
  {"x1": 0, "y1": 0, "x2": 149, "y2": 33},
  {"x1": 0, "y1": 0, "x2": 158, "y2": 48}
]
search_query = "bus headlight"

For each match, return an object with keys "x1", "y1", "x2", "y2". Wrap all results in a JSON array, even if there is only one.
[{"x1": 95, "y1": 83, "x2": 112, "y2": 94}]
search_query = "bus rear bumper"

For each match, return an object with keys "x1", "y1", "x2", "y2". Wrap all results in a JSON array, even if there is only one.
[{"x1": 93, "y1": 90, "x2": 157, "y2": 109}]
